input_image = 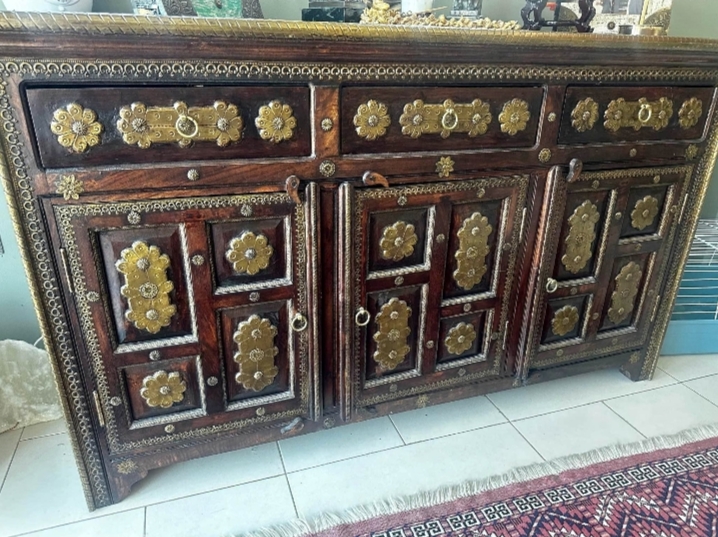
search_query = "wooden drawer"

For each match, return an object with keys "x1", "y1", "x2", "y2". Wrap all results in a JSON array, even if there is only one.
[
  {"x1": 558, "y1": 86, "x2": 715, "y2": 145},
  {"x1": 341, "y1": 86, "x2": 545, "y2": 155},
  {"x1": 26, "y1": 85, "x2": 312, "y2": 169}
]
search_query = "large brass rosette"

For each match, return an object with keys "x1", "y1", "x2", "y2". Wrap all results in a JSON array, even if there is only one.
[
  {"x1": 372, "y1": 298, "x2": 412, "y2": 371},
  {"x1": 255, "y1": 100, "x2": 296, "y2": 143},
  {"x1": 678, "y1": 98, "x2": 703, "y2": 130},
  {"x1": 608, "y1": 262, "x2": 643, "y2": 325},
  {"x1": 50, "y1": 103, "x2": 103, "y2": 153},
  {"x1": 354, "y1": 100, "x2": 391, "y2": 141},
  {"x1": 562, "y1": 200, "x2": 601, "y2": 275},
  {"x1": 498, "y1": 99, "x2": 530, "y2": 136},
  {"x1": 379, "y1": 221, "x2": 418, "y2": 262},
  {"x1": 115, "y1": 241, "x2": 177, "y2": 334},
  {"x1": 630, "y1": 195, "x2": 660, "y2": 231},
  {"x1": 225, "y1": 232, "x2": 274, "y2": 276},
  {"x1": 233, "y1": 315, "x2": 279, "y2": 392},
  {"x1": 453, "y1": 212, "x2": 493, "y2": 291},
  {"x1": 139, "y1": 370, "x2": 187, "y2": 408},
  {"x1": 571, "y1": 98, "x2": 599, "y2": 133},
  {"x1": 444, "y1": 322, "x2": 477, "y2": 356},
  {"x1": 551, "y1": 305, "x2": 580, "y2": 337}
]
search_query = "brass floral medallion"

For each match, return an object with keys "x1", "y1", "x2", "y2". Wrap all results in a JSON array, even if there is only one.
[
  {"x1": 498, "y1": 99, "x2": 530, "y2": 136},
  {"x1": 604, "y1": 97, "x2": 673, "y2": 132},
  {"x1": 225, "y1": 232, "x2": 274, "y2": 276},
  {"x1": 562, "y1": 200, "x2": 601, "y2": 274},
  {"x1": 373, "y1": 297, "x2": 412, "y2": 371},
  {"x1": 115, "y1": 460, "x2": 138, "y2": 475},
  {"x1": 571, "y1": 98, "x2": 599, "y2": 132},
  {"x1": 139, "y1": 370, "x2": 187, "y2": 408},
  {"x1": 117, "y1": 100, "x2": 243, "y2": 149},
  {"x1": 551, "y1": 305, "x2": 580, "y2": 337},
  {"x1": 678, "y1": 97, "x2": 703, "y2": 129},
  {"x1": 354, "y1": 100, "x2": 391, "y2": 140},
  {"x1": 116, "y1": 241, "x2": 177, "y2": 334},
  {"x1": 379, "y1": 221, "x2": 418, "y2": 262},
  {"x1": 631, "y1": 195, "x2": 660, "y2": 231},
  {"x1": 436, "y1": 156, "x2": 454, "y2": 179},
  {"x1": 50, "y1": 103, "x2": 103, "y2": 153},
  {"x1": 453, "y1": 211, "x2": 493, "y2": 291},
  {"x1": 255, "y1": 100, "x2": 296, "y2": 143},
  {"x1": 55, "y1": 174, "x2": 84, "y2": 200},
  {"x1": 444, "y1": 322, "x2": 477, "y2": 355},
  {"x1": 233, "y1": 315, "x2": 279, "y2": 392},
  {"x1": 398, "y1": 98, "x2": 491, "y2": 138},
  {"x1": 608, "y1": 261, "x2": 643, "y2": 325},
  {"x1": 686, "y1": 144, "x2": 699, "y2": 161}
]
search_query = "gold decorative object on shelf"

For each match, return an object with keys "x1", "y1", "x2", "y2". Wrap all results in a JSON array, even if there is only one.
[
  {"x1": 604, "y1": 97, "x2": 673, "y2": 133},
  {"x1": 631, "y1": 195, "x2": 660, "y2": 231},
  {"x1": 551, "y1": 305, "x2": 580, "y2": 337},
  {"x1": 453, "y1": 211, "x2": 493, "y2": 291},
  {"x1": 360, "y1": 0, "x2": 521, "y2": 29},
  {"x1": 50, "y1": 103, "x2": 103, "y2": 153},
  {"x1": 255, "y1": 100, "x2": 296, "y2": 143},
  {"x1": 499, "y1": 99, "x2": 531, "y2": 136},
  {"x1": 373, "y1": 297, "x2": 412, "y2": 371},
  {"x1": 55, "y1": 174, "x2": 84, "y2": 200},
  {"x1": 678, "y1": 98, "x2": 703, "y2": 130},
  {"x1": 354, "y1": 100, "x2": 391, "y2": 141},
  {"x1": 571, "y1": 98, "x2": 599, "y2": 132},
  {"x1": 139, "y1": 370, "x2": 187, "y2": 409},
  {"x1": 115, "y1": 241, "x2": 177, "y2": 334},
  {"x1": 233, "y1": 315, "x2": 279, "y2": 392},
  {"x1": 562, "y1": 200, "x2": 601, "y2": 274},
  {"x1": 117, "y1": 100, "x2": 243, "y2": 149},
  {"x1": 608, "y1": 261, "x2": 643, "y2": 325},
  {"x1": 436, "y1": 156, "x2": 455, "y2": 179},
  {"x1": 225, "y1": 232, "x2": 274, "y2": 276},
  {"x1": 398, "y1": 99, "x2": 492, "y2": 139},
  {"x1": 380, "y1": 221, "x2": 418, "y2": 262},
  {"x1": 445, "y1": 322, "x2": 477, "y2": 356}
]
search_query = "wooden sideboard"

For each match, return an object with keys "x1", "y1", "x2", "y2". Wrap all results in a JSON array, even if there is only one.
[{"x1": 1, "y1": 13, "x2": 717, "y2": 509}]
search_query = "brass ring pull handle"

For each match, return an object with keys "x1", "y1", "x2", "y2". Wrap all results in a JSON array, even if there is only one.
[
  {"x1": 638, "y1": 103, "x2": 653, "y2": 124},
  {"x1": 546, "y1": 278, "x2": 559, "y2": 294},
  {"x1": 355, "y1": 307, "x2": 371, "y2": 327},
  {"x1": 441, "y1": 108, "x2": 460, "y2": 131},
  {"x1": 291, "y1": 313, "x2": 308, "y2": 333}
]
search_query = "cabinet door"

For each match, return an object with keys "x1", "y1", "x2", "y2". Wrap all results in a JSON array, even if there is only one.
[
  {"x1": 50, "y1": 187, "x2": 317, "y2": 455},
  {"x1": 340, "y1": 174, "x2": 531, "y2": 412},
  {"x1": 523, "y1": 165, "x2": 692, "y2": 373}
]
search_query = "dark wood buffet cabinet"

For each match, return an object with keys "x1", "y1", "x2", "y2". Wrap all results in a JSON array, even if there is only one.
[{"x1": 1, "y1": 12, "x2": 718, "y2": 509}]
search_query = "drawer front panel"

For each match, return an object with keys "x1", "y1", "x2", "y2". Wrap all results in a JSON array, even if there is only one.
[
  {"x1": 50, "y1": 189, "x2": 316, "y2": 453},
  {"x1": 341, "y1": 86, "x2": 545, "y2": 155},
  {"x1": 558, "y1": 86, "x2": 714, "y2": 145},
  {"x1": 27, "y1": 85, "x2": 311, "y2": 168}
]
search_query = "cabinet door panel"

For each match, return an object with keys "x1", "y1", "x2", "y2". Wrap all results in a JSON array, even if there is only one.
[
  {"x1": 342, "y1": 173, "x2": 531, "y2": 412},
  {"x1": 524, "y1": 165, "x2": 691, "y2": 373}
]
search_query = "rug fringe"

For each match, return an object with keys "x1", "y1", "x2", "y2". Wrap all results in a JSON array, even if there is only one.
[{"x1": 239, "y1": 423, "x2": 718, "y2": 537}]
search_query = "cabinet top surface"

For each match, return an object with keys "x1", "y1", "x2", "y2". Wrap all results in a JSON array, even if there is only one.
[{"x1": 1, "y1": 11, "x2": 718, "y2": 61}]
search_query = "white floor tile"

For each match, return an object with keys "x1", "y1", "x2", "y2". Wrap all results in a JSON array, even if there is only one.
[
  {"x1": 23, "y1": 509, "x2": 144, "y2": 537},
  {"x1": 145, "y1": 476, "x2": 296, "y2": 537},
  {"x1": 287, "y1": 423, "x2": 542, "y2": 519},
  {"x1": 487, "y1": 367, "x2": 676, "y2": 421},
  {"x1": 513, "y1": 402, "x2": 645, "y2": 460},
  {"x1": 605, "y1": 384, "x2": 718, "y2": 438},
  {"x1": 657, "y1": 354, "x2": 718, "y2": 381},
  {"x1": 389, "y1": 395, "x2": 506, "y2": 444},
  {"x1": 116, "y1": 441, "x2": 285, "y2": 511},
  {"x1": 0, "y1": 428, "x2": 21, "y2": 490},
  {"x1": 279, "y1": 417, "x2": 403, "y2": 473},
  {"x1": 683, "y1": 374, "x2": 718, "y2": 406},
  {"x1": 0, "y1": 433, "x2": 95, "y2": 537},
  {"x1": 20, "y1": 418, "x2": 67, "y2": 441}
]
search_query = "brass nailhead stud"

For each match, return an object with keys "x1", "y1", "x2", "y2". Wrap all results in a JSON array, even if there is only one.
[
  {"x1": 164, "y1": 424, "x2": 175, "y2": 434},
  {"x1": 630, "y1": 148, "x2": 638, "y2": 157},
  {"x1": 394, "y1": 276, "x2": 404, "y2": 286},
  {"x1": 570, "y1": 287, "x2": 578, "y2": 295},
  {"x1": 240, "y1": 204, "x2": 253, "y2": 217},
  {"x1": 539, "y1": 148, "x2": 552, "y2": 163},
  {"x1": 207, "y1": 377, "x2": 219, "y2": 387},
  {"x1": 127, "y1": 211, "x2": 141, "y2": 225},
  {"x1": 556, "y1": 349, "x2": 564, "y2": 357},
  {"x1": 149, "y1": 350, "x2": 161, "y2": 361},
  {"x1": 321, "y1": 118, "x2": 334, "y2": 132},
  {"x1": 592, "y1": 180, "x2": 600, "y2": 190},
  {"x1": 592, "y1": 312, "x2": 600, "y2": 320},
  {"x1": 615, "y1": 212, "x2": 622, "y2": 221},
  {"x1": 187, "y1": 169, "x2": 200, "y2": 181},
  {"x1": 389, "y1": 384, "x2": 398, "y2": 393},
  {"x1": 249, "y1": 292, "x2": 260, "y2": 303},
  {"x1": 319, "y1": 160, "x2": 336, "y2": 178},
  {"x1": 110, "y1": 396, "x2": 122, "y2": 407},
  {"x1": 458, "y1": 368, "x2": 467, "y2": 377},
  {"x1": 256, "y1": 407, "x2": 266, "y2": 417},
  {"x1": 547, "y1": 112, "x2": 557, "y2": 123},
  {"x1": 426, "y1": 340, "x2": 435, "y2": 349},
  {"x1": 397, "y1": 195, "x2": 408, "y2": 206},
  {"x1": 653, "y1": 175, "x2": 661, "y2": 184},
  {"x1": 86, "y1": 291, "x2": 100, "y2": 302},
  {"x1": 463, "y1": 304, "x2": 472, "y2": 313},
  {"x1": 436, "y1": 233, "x2": 446, "y2": 243},
  {"x1": 191, "y1": 254, "x2": 205, "y2": 266},
  {"x1": 477, "y1": 187, "x2": 486, "y2": 198}
]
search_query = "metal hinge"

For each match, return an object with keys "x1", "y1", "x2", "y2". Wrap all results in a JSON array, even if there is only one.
[
  {"x1": 92, "y1": 390, "x2": 106, "y2": 428},
  {"x1": 59, "y1": 247, "x2": 74, "y2": 296}
]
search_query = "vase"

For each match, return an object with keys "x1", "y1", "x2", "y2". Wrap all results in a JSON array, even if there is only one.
[
  {"x1": 402, "y1": 0, "x2": 433, "y2": 13},
  {"x1": 4, "y1": 0, "x2": 94, "y2": 12}
]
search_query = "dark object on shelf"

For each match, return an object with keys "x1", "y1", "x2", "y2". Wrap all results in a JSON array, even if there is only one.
[
  {"x1": 302, "y1": 7, "x2": 363, "y2": 22},
  {"x1": 522, "y1": 0, "x2": 596, "y2": 32},
  {"x1": 451, "y1": 0, "x2": 483, "y2": 19},
  {"x1": 144, "y1": 0, "x2": 264, "y2": 18}
]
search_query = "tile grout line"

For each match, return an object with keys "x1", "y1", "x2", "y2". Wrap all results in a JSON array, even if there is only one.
[
  {"x1": 0, "y1": 428, "x2": 23, "y2": 496},
  {"x1": 485, "y1": 396, "x2": 547, "y2": 462},
  {"x1": 143, "y1": 506, "x2": 148, "y2": 537},
  {"x1": 387, "y1": 414, "x2": 408, "y2": 445},
  {"x1": 6, "y1": 508, "x2": 147, "y2": 537},
  {"x1": 681, "y1": 381, "x2": 718, "y2": 410},
  {"x1": 276, "y1": 441, "x2": 300, "y2": 518},
  {"x1": 600, "y1": 400, "x2": 648, "y2": 440},
  {"x1": 18, "y1": 431, "x2": 66, "y2": 443}
]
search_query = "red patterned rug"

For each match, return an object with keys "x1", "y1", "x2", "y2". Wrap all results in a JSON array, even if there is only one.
[{"x1": 248, "y1": 427, "x2": 718, "y2": 537}]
